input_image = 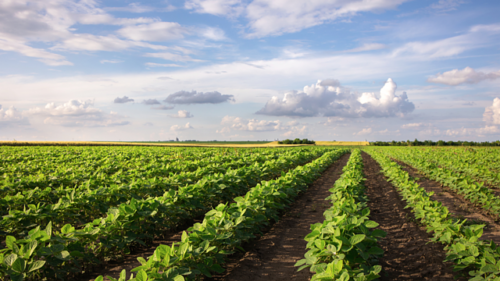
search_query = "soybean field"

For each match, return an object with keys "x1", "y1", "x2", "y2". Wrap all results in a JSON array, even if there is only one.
[{"x1": 1, "y1": 145, "x2": 500, "y2": 281}]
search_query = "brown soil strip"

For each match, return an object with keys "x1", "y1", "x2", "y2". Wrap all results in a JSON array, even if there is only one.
[
  {"x1": 210, "y1": 152, "x2": 351, "y2": 281},
  {"x1": 362, "y1": 152, "x2": 463, "y2": 281},
  {"x1": 80, "y1": 154, "x2": 349, "y2": 281},
  {"x1": 392, "y1": 159, "x2": 500, "y2": 244}
]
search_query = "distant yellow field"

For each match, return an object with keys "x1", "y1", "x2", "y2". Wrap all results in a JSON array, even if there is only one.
[
  {"x1": 0, "y1": 140, "x2": 302, "y2": 148},
  {"x1": 0, "y1": 140, "x2": 369, "y2": 147}
]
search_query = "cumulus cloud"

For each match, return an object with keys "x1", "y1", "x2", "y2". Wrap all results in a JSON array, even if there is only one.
[
  {"x1": 483, "y1": 98, "x2": 500, "y2": 125},
  {"x1": 353, "y1": 128, "x2": 372, "y2": 136},
  {"x1": 151, "y1": 105, "x2": 175, "y2": 110},
  {"x1": 164, "y1": 90, "x2": 235, "y2": 104},
  {"x1": 0, "y1": 105, "x2": 29, "y2": 127},
  {"x1": 171, "y1": 122, "x2": 193, "y2": 131},
  {"x1": 217, "y1": 116, "x2": 305, "y2": 136},
  {"x1": 142, "y1": 99, "x2": 161, "y2": 105},
  {"x1": 117, "y1": 22, "x2": 186, "y2": 41},
  {"x1": 257, "y1": 78, "x2": 415, "y2": 118},
  {"x1": 28, "y1": 100, "x2": 129, "y2": 127},
  {"x1": 114, "y1": 96, "x2": 134, "y2": 103},
  {"x1": 170, "y1": 110, "x2": 193, "y2": 118},
  {"x1": 427, "y1": 67, "x2": 500, "y2": 86}
]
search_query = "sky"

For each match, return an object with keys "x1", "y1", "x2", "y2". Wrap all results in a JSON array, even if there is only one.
[{"x1": 1, "y1": 0, "x2": 500, "y2": 142}]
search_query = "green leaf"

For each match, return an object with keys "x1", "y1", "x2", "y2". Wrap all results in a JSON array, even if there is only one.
[
  {"x1": 338, "y1": 270, "x2": 349, "y2": 281},
  {"x1": 366, "y1": 246, "x2": 384, "y2": 256},
  {"x1": 12, "y1": 257, "x2": 26, "y2": 273},
  {"x1": 349, "y1": 234, "x2": 366, "y2": 246},
  {"x1": 364, "y1": 221, "x2": 379, "y2": 228},
  {"x1": 4, "y1": 253, "x2": 18, "y2": 266},
  {"x1": 28, "y1": 260, "x2": 46, "y2": 273},
  {"x1": 371, "y1": 229, "x2": 386, "y2": 238},
  {"x1": 480, "y1": 264, "x2": 497, "y2": 273},
  {"x1": 55, "y1": 251, "x2": 70, "y2": 260},
  {"x1": 95, "y1": 276, "x2": 104, "y2": 281},
  {"x1": 295, "y1": 259, "x2": 306, "y2": 267},
  {"x1": 135, "y1": 270, "x2": 147, "y2": 281},
  {"x1": 6, "y1": 236, "x2": 16, "y2": 250}
]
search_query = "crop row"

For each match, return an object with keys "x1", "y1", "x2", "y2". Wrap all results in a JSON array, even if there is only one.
[
  {"x1": 382, "y1": 148, "x2": 500, "y2": 219},
  {"x1": 388, "y1": 147, "x2": 500, "y2": 188},
  {"x1": 295, "y1": 149, "x2": 385, "y2": 281},
  {"x1": 0, "y1": 147, "x2": 336, "y2": 281},
  {"x1": 0, "y1": 148, "x2": 288, "y2": 225},
  {"x1": 94, "y1": 149, "x2": 348, "y2": 281},
  {"x1": 367, "y1": 149, "x2": 500, "y2": 280},
  {"x1": 1, "y1": 147, "x2": 282, "y2": 199}
]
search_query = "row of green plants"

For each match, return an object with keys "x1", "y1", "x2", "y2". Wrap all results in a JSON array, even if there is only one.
[
  {"x1": 295, "y1": 149, "x2": 386, "y2": 281},
  {"x1": 383, "y1": 148, "x2": 500, "y2": 219},
  {"x1": 0, "y1": 148, "x2": 333, "y2": 281},
  {"x1": 367, "y1": 149, "x2": 500, "y2": 280},
  {"x1": 94, "y1": 149, "x2": 348, "y2": 281},
  {"x1": 387, "y1": 147, "x2": 500, "y2": 186},
  {"x1": 0, "y1": 149, "x2": 287, "y2": 224},
  {"x1": 1, "y1": 147, "x2": 281, "y2": 199},
  {"x1": 371, "y1": 139, "x2": 500, "y2": 147}
]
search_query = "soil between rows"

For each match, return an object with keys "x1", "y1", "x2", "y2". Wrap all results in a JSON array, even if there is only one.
[
  {"x1": 210, "y1": 152, "x2": 351, "y2": 281},
  {"x1": 361, "y1": 152, "x2": 463, "y2": 281}
]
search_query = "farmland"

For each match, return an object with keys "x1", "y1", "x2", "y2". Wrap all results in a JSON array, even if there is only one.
[{"x1": 1, "y1": 145, "x2": 500, "y2": 280}]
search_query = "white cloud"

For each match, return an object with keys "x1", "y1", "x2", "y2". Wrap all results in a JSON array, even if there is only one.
[
  {"x1": 427, "y1": 67, "x2": 500, "y2": 86},
  {"x1": 470, "y1": 24, "x2": 500, "y2": 33},
  {"x1": 144, "y1": 52, "x2": 201, "y2": 62},
  {"x1": 199, "y1": 27, "x2": 226, "y2": 41},
  {"x1": 53, "y1": 34, "x2": 168, "y2": 51},
  {"x1": 0, "y1": 38, "x2": 72, "y2": 66},
  {"x1": 244, "y1": 0, "x2": 408, "y2": 38},
  {"x1": 430, "y1": 0, "x2": 464, "y2": 12},
  {"x1": 217, "y1": 116, "x2": 289, "y2": 132},
  {"x1": 105, "y1": 3, "x2": 156, "y2": 13},
  {"x1": 170, "y1": 110, "x2": 193, "y2": 118},
  {"x1": 401, "y1": 122, "x2": 431, "y2": 129},
  {"x1": 185, "y1": 0, "x2": 244, "y2": 17},
  {"x1": 145, "y1": 62, "x2": 183, "y2": 67},
  {"x1": 344, "y1": 43, "x2": 386, "y2": 53},
  {"x1": 100, "y1": 60, "x2": 122, "y2": 64},
  {"x1": 0, "y1": 105, "x2": 29, "y2": 127},
  {"x1": 483, "y1": 98, "x2": 500, "y2": 125},
  {"x1": 257, "y1": 78, "x2": 415, "y2": 118},
  {"x1": 353, "y1": 128, "x2": 372, "y2": 136},
  {"x1": 171, "y1": 122, "x2": 193, "y2": 131},
  {"x1": 28, "y1": 100, "x2": 129, "y2": 127},
  {"x1": 117, "y1": 22, "x2": 186, "y2": 41}
]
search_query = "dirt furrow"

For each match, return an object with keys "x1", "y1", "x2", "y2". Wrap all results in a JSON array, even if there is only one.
[
  {"x1": 212, "y1": 152, "x2": 351, "y2": 281},
  {"x1": 361, "y1": 152, "x2": 462, "y2": 281},
  {"x1": 392, "y1": 159, "x2": 500, "y2": 245}
]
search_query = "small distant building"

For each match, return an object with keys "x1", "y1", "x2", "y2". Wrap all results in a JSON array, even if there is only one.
[{"x1": 176, "y1": 137, "x2": 179, "y2": 142}]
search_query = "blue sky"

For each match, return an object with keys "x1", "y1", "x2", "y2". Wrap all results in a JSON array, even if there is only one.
[{"x1": 1, "y1": 0, "x2": 500, "y2": 142}]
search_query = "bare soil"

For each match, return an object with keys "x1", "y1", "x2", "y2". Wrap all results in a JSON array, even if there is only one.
[
  {"x1": 210, "y1": 152, "x2": 351, "y2": 281},
  {"x1": 361, "y1": 152, "x2": 464, "y2": 281},
  {"x1": 393, "y1": 159, "x2": 500, "y2": 244}
]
